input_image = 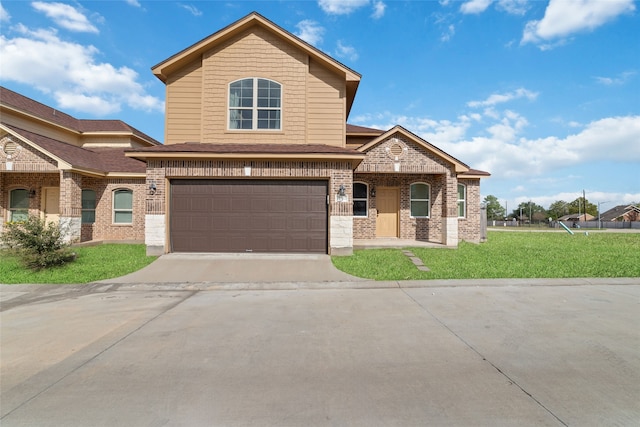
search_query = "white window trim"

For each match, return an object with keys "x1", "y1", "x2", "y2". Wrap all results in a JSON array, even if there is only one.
[
  {"x1": 410, "y1": 182, "x2": 430, "y2": 218},
  {"x1": 353, "y1": 182, "x2": 369, "y2": 218},
  {"x1": 228, "y1": 78, "x2": 282, "y2": 131},
  {"x1": 112, "y1": 188, "x2": 133, "y2": 225},
  {"x1": 457, "y1": 183, "x2": 467, "y2": 218}
]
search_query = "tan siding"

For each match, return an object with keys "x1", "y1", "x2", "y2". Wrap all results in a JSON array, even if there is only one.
[
  {"x1": 165, "y1": 59, "x2": 202, "y2": 145},
  {"x1": 201, "y1": 27, "x2": 308, "y2": 144},
  {"x1": 307, "y1": 59, "x2": 345, "y2": 147},
  {"x1": 0, "y1": 109, "x2": 81, "y2": 146}
]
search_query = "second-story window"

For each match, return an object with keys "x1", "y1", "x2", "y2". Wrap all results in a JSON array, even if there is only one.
[{"x1": 229, "y1": 78, "x2": 281, "y2": 130}]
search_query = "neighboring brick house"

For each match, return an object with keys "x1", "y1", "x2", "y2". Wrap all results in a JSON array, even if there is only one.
[
  {"x1": 1, "y1": 12, "x2": 489, "y2": 256},
  {"x1": 0, "y1": 86, "x2": 160, "y2": 243},
  {"x1": 600, "y1": 205, "x2": 640, "y2": 222}
]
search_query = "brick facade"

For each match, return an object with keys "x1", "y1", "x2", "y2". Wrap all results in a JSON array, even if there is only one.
[{"x1": 352, "y1": 132, "x2": 482, "y2": 244}]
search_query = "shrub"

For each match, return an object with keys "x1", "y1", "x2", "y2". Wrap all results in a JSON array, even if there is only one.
[{"x1": 1, "y1": 216, "x2": 76, "y2": 271}]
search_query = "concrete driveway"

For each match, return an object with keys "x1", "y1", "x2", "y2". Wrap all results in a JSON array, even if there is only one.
[
  {"x1": 1, "y1": 281, "x2": 639, "y2": 426},
  {"x1": 98, "y1": 253, "x2": 364, "y2": 284}
]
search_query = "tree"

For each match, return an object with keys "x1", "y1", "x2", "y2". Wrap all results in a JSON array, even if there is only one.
[
  {"x1": 568, "y1": 197, "x2": 597, "y2": 217},
  {"x1": 510, "y1": 201, "x2": 547, "y2": 223},
  {"x1": 483, "y1": 195, "x2": 505, "y2": 220},
  {"x1": 548, "y1": 200, "x2": 569, "y2": 221}
]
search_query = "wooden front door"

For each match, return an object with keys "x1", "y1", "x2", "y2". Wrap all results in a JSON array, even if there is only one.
[
  {"x1": 376, "y1": 187, "x2": 399, "y2": 237},
  {"x1": 42, "y1": 187, "x2": 60, "y2": 224}
]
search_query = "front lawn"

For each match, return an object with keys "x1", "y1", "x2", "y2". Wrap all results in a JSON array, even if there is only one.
[
  {"x1": 332, "y1": 231, "x2": 640, "y2": 280},
  {"x1": 0, "y1": 244, "x2": 157, "y2": 284}
]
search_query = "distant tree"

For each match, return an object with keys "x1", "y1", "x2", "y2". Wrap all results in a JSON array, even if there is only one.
[
  {"x1": 548, "y1": 200, "x2": 569, "y2": 221},
  {"x1": 483, "y1": 195, "x2": 505, "y2": 220},
  {"x1": 510, "y1": 202, "x2": 547, "y2": 223},
  {"x1": 568, "y1": 197, "x2": 597, "y2": 217}
]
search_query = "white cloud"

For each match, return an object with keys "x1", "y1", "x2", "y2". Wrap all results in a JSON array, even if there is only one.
[
  {"x1": 125, "y1": 0, "x2": 142, "y2": 7},
  {"x1": 441, "y1": 24, "x2": 455, "y2": 42},
  {"x1": 467, "y1": 88, "x2": 538, "y2": 108},
  {"x1": 522, "y1": 0, "x2": 635, "y2": 47},
  {"x1": 0, "y1": 25, "x2": 164, "y2": 115},
  {"x1": 179, "y1": 4, "x2": 202, "y2": 17},
  {"x1": 371, "y1": 1, "x2": 386, "y2": 19},
  {"x1": 318, "y1": 0, "x2": 370, "y2": 15},
  {"x1": 1, "y1": 3, "x2": 10, "y2": 22},
  {"x1": 460, "y1": 0, "x2": 493, "y2": 14},
  {"x1": 335, "y1": 40, "x2": 358, "y2": 61},
  {"x1": 31, "y1": 1, "x2": 98, "y2": 33},
  {"x1": 595, "y1": 71, "x2": 636, "y2": 86},
  {"x1": 295, "y1": 20, "x2": 325, "y2": 46},
  {"x1": 496, "y1": 0, "x2": 528, "y2": 15}
]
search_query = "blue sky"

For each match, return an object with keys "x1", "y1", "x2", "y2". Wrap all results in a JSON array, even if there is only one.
[{"x1": 1, "y1": 0, "x2": 638, "y2": 213}]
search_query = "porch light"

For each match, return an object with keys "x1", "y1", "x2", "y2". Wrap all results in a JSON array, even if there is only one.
[
  {"x1": 28, "y1": 189, "x2": 36, "y2": 198},
  {"x1": 370, "y1": 186, "x2": 376, "y2": 197},
  {"x1": 149, "y1": 181, "x2": 157, "y2": 195},
  {"x1": 338, "y1": 184, "x2": 346, "y2": 197}
]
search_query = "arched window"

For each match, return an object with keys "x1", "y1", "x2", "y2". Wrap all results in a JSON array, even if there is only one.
[
  {"x1": 113, "y1": 189, "x2": 133, "y2": 224},
  {"x1": 9, "y1": 189, "x2": 29, "y2": 222},
  {"x1": 457, "y1": 183, "x2": 466, "y2": 218},
  {"x1": 410, "y1": 183, "x2": 430, "y2": 218},
  {"x1": 229, "y1": 78, "x2": 281, "y2": 130},
  {"x1": 353, "y1": 182, "x2": 368, "y2": 217},
  {"x1": 82, "y1": 189, "x2": 96, "y2": 224}
]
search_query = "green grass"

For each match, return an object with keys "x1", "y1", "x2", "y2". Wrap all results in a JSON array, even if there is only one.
[
  {"x1": 332, "y1": 231, "x2": 640, "y2": 280},
  {"x1": 0, "y1": 244, "x2": 157, "y2": 284}
]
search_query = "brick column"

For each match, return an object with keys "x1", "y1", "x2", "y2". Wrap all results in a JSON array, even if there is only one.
[
  {"x1": 144, "y1": 161, "x2": 166, "y2": 255},
  {"x1": 441, "y1": 171, "x2": 459, "y2": 247},
  {"x1": 59, "y1": 171, "x2": 82, "y2": 243},
  {"x1": 329, "y1": 167, "x2": 354, "y2": 256}
]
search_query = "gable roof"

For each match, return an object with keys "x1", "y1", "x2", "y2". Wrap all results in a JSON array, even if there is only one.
[
  {"x1": 151, "y1": 12, "x2": 361, "y2": 117},
  {"x1": 346, "y1": 124, "x2": 384, "y2": 136},
  {"x1": 357, "y1": 125, "x2": 481, "y2": 174},
  {"x1": 0, "y1": 86, "x2": 160, "y2": 146},
  {"x1": 599, "y1": 204, "x2": 640, "y2": 221},
  {"x1": 3, "y1": 124, "x2": 147, "y2": 175}
]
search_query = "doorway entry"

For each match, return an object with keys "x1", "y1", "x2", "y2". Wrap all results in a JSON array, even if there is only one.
[{"x1": 376, "y1": 187, "x2": 399, "y2": 237}]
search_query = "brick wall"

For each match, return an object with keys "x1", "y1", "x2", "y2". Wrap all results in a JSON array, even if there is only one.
[
  {"x1": 458, "y1": 178, "x2": 481, "y2": 242},
  {"x1": 80, "y1": 176, "x2": 145, "y2": 242},
  {"x1": 145, "y1": 159, "x2": 354, "y2": 217},
  {"x1": 1, "y1": 171, "x2": 144, "y2": 242},
  {"x1": 353, "y1": 173, "x2": 446, "y2": 242}
]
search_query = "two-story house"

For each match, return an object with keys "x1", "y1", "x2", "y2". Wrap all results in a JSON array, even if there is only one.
[{"x1": 1, "y1": 12, "x2": 489, "y2": 256}]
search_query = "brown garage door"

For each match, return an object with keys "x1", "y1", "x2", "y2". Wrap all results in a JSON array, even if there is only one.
[{"x1": 170, "y1": 179, "x2": 328, "y2": 253}]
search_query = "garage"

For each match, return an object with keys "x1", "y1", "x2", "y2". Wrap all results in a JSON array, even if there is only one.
[{"x1": 170, "y1": 179, "x2": 328, "y2": 253}]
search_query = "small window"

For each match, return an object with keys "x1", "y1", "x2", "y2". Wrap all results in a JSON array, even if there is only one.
[
  {"x1": 113, "y1": 189, "x2": 133, "y2": 224},
  {"x1": 229, "y1": 78, "x2": 281, "y2": 130},
  {"x1": 9, "y1": 189, "x2": 29, "y2": 222},
  {"x1": 82, "y1": 189, "x2": 96, "y2": 224},
  {"x1": 457, "y1": 183, "x2": 466, "y2": 218},
  {"x1": 353, "y1": 182, "x2": 368, "y2": 217},
  {"x1": 410, "y1": 183, "x2": 430, "y2": 218}
]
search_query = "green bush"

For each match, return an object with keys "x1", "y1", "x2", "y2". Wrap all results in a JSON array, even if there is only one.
[{"x1": 1, "y1": 216, "x2": 76, "y2": 271}]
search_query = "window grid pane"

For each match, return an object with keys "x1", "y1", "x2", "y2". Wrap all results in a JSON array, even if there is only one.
[
  {"x1": 230, "y1": 78, "x2": 281, "y2": 130},
  {"x1": 10, "y1": 189, "x2": 29, "y2": 209},
  {"x1": 410, "y1": 184, "x2": 430, "y2": 217}
]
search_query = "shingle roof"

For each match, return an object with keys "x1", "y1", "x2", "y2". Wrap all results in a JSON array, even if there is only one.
[
  {"x1": 346, "y1": 124, "x2": 384, "y2": 134},
  {"x1": 5, "y1": 124, "x2": 147, "y2": 174},
  {"x1": 0, "y1": 86, "x2": 160, "y2": 145}
]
